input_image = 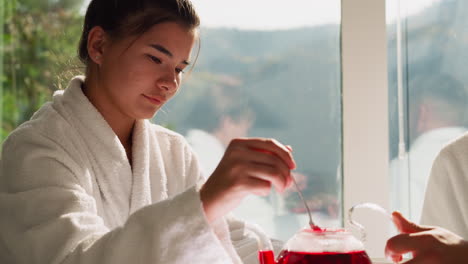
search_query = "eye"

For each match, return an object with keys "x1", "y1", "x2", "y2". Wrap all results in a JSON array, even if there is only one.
[{"x1": 147, "y1": 54, "x2": 161, "y2": 64}]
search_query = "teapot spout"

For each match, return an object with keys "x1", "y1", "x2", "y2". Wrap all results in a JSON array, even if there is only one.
[{"x1": 258, "y1": 250, "x2": 276, "y2": 264}]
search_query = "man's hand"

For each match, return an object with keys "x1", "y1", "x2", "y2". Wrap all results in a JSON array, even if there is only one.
[{"x1": 385, "y1": 211, "x2": 468, "y2": 263}]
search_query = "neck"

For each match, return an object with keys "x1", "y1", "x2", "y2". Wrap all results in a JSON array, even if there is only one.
[{"x1": 82, "y1": 75, "x2": 135, "y2": 154}]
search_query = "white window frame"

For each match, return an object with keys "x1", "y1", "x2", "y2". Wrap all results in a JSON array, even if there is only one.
[{"x1": 342, "y1": 0, "x2": 390, "y2": 260}]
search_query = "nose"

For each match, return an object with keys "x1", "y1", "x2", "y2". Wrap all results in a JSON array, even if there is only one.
[{"x1": 157, "y1": 68, "x2": 178, "y2": 92}]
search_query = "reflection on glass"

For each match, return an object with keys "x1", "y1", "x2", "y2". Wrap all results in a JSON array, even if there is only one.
[
  {"x1": 155, "y1": 0, "x2": 342, "y2": 241},
  {"x1": 387, "y1": 0, "x2": 468, "y2": 223}
]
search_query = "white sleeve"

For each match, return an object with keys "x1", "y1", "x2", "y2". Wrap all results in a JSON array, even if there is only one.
[
  {"x1": 183, "y1": 136, "x2": 283, "y2": 264},
  {"x1": 0, "y1": 133, "x2": 235, "y2": 264},
  {"x1": 421, "y1": 149, "x2": 468, "y2": 239}
]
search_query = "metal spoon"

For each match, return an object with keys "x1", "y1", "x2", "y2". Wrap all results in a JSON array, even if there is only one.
[{"x1": 291, "y1": 173, "x2": 321, "y2": 231}]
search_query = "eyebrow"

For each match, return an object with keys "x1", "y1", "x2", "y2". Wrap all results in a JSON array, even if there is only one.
[{"x1": 149, "y1": 44, "x2": 190, "y2": 65}]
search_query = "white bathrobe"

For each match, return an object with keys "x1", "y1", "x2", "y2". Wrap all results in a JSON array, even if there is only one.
[
  {"x1": 421, "y1": 131, "x2": 468, "y2": 239},
  {"x1": 0, "y1": 76, "x2": 262, "y2": 264}
]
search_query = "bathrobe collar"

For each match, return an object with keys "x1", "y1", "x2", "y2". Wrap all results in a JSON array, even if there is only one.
[{"x1": 53, "y1": 76, "x2": 162, "y2": 226}]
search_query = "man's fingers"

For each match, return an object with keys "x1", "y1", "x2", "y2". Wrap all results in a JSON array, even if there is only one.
[
  {"x1": 400, "y1": 253, "x2": 435, "y2": 264},
  {"x1": 386, "y1": 234, "x2": 415, "y2": 256},
  {"x1": 387, "y1": 212, "x2": 435, "y2": 262},
  {"x1": 392, "y1": 211, "x2": 431, "y2": 234},
  {"x1": 386, "y1": 231, "x2": 438, "y2": 257}
]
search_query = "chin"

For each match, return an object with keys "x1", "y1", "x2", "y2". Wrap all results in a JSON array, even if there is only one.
[
  {"x1": 134, "y1": 105, "x2": 161, "y2": 120},
  {"x1": 141, "y1": 112, "x2": 158, "y2": 120},
  {"x1": 133, "y1": 110, "x2": 158, "y2": 120}
]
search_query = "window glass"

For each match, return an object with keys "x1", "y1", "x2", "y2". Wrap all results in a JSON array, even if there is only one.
[
  {"x1": 2, "y1": 0, "x2": 343, "y2": 242},
  {"x1": 156, "y1": 0, "x2": 343, "y2": 240},
  {"x1": 387, "y1": 0, "x2": 468, "y2": 223}
]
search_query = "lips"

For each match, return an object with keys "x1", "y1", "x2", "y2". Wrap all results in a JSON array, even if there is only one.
[{"x1": 143, "y1": 94, "x2": 165, "y2": 105}]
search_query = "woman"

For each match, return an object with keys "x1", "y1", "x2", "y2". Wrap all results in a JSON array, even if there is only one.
[{"x1": 0, "y1": 0, "x2": 296, "y2": 263}]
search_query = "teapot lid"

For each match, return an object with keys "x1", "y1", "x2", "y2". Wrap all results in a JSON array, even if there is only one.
[{"x1": 283, "y1": 227, "x2": 365, "y2": 253}]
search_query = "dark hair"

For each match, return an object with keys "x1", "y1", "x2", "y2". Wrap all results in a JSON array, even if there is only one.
[{"x1": 78, "y1": 0, "x2": 200, "y2": 65}]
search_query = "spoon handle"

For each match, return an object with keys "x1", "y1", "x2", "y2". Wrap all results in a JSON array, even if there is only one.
[{"x1": 291, "y1": 174, "x2": 321, "y2": 231}]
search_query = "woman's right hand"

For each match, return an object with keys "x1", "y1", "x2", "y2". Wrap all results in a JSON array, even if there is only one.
[{"x1": 200, "y1": 137, "x2": 296, "y2": 223}]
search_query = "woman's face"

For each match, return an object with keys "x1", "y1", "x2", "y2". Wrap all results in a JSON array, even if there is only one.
[{"x1": 96, "y1": 22, "x2": 196, "y2": 120}]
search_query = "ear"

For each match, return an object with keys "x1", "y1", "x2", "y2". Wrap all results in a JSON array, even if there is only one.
[{"x1": 87, "y1": 26, "x2": 108, "y2": 65}]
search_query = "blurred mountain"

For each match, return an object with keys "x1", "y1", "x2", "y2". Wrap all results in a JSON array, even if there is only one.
[
  {"x1": 387, "y1": 0, "x2": 468, "y2": 158},
  {"x1": 155, "y1": 24, "x2": 342, "y2": 189},
  {"x1": 157, "y1": 0, "x2": 468, "y2": 193}
]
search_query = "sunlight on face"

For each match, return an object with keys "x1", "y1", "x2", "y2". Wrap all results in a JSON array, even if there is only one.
[{"x1": 97, "y1": 22, "x2": 197, "y2": 121}]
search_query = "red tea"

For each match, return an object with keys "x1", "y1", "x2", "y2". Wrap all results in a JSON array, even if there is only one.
[
  {"x1": 259, "y1": 250, "x2": 372, "y2": 264},
  {"x1": 259, "y1": 250, "x2": 275, "y2": 264}
]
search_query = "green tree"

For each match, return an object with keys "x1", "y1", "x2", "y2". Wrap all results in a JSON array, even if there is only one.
[{"x1": 1, "y1": 0, "x2": 84, "y2": 143}]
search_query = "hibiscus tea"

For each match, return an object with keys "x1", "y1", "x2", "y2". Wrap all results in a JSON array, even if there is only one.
[{"x1": 259, "y1": 250, "x2": 372, "y2": 264}]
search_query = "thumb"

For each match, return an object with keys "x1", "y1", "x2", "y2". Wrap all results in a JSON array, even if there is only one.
[{"x1": 392, "y1": 211, "x2": 430, "y2": 234}]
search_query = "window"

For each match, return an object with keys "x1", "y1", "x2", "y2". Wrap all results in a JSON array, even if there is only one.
[
  {"x1": 2, "y1": 0, "x2": 423, "y2": 262},
  {"x1": 157, "y1": 0, "x2": 343, "y2": 242},
  {"x1": 387, "y1": 0, "x2": 468, "y2": 223}
]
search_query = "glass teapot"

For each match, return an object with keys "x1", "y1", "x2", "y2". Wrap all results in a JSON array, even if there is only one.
[
  {"x1": 255, "y1": 203, "x2": 391, "y2": 264},
  {"x1": 258, "y1": 228, "x2": 371, "y2": 264}
]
